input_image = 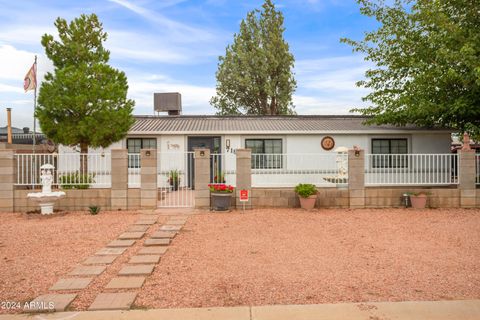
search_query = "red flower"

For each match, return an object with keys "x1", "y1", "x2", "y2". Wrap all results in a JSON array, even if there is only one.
[{"x1": 208, "y1": 183, "x2": 234, "y2": 193}]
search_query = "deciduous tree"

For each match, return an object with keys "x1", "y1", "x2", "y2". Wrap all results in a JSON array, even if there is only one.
[{"x1": 342, "y1": 0, "x2": 480, "y2": 138}]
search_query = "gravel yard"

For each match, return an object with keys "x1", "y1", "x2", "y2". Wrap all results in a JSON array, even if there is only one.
[
  {"x1": 0, "y1": 210, "x2": 139, "y2": 311},
  {"x1": 136, "y1": 208, "x2": 480, "y2": 308}
]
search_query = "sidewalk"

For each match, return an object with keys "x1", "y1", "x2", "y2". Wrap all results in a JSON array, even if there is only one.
[{"x1": 1, "y1": 299, "x2": 479, "y2": 320}]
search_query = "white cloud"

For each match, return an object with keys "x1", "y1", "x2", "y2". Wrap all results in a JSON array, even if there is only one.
[
  {"x1": 293, "y1": 94, "x2": 363, "y2": 114},
  {"x1": 107, "y1": 0, "x2": 216, "y2": 43},
  {"x1": 0, "y1": 26, "x2": 56, "y2": 46},
  {"x1": 126, "y1": 73, "x2": 215, "y2": 115},
  {"x1": 106, "y1": 31, "x2": 192, "y2": 64},
  {"x1": 293, "y1": 55, "x2": 370, "y2": 113}
]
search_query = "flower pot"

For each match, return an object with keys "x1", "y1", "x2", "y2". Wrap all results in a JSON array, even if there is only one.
[
  {"x1": 211, "y1": 192, "x2": 233, "y2": 211},
  {"x1": 170, "y1": 180, "x2": 179, "y2": 191},
  {"x1": 299, "y1": 195, "x2": 317, "y2": 210},
  {"x1": 410, "y1": 194, "x2": 427, "y2": 209}
]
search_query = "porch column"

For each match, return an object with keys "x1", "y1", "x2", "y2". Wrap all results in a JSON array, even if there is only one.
[
  {"x1": 0, "y1": 150, "x2": 14, "y2": 212},
  {"x1": 140, "y1": 149, "x2": 157, "y2": 209},
  {"x1": 458, "y1": 149, "x2": 476, "y2": 208},
  {"x1": 111, "y1": 149, "x2": 128, "y2": 210},
  {"x1": 236, "y1": 149, "x2": 252, "y2": 209},
  {"x1": 194, "y1": 148, "x2": 210, "y2": 209},
  {"x1": 348, "y1": 148, "x2": 365, "y2": 208}
]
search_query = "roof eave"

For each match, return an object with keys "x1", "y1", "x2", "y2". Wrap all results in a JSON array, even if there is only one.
[{"x1": 128, "y1": 129, "x2": 453, "y2": 135}]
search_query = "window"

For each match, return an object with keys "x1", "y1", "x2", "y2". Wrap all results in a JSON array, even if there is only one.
[
  {"x1": 127, "y1": 138, "x2": 157, "y2": 167},
  {"x1": 371, "y1": 139, "x2": 408, "y2": 168},
  {"x1": 245, "y1": 139, "x2": 282, "y2": 169}
]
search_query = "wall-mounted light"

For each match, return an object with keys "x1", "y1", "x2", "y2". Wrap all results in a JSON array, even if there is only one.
[
  {"x1": 353, "y1": 145, "x2": 360, "y2": 157},
  {"x1": 146, "y1": 150, "x2": 151, "y2": 156},
  {"x1": 226, "y1": 139, "x2": 231, "y2": 150},
  {"x1": 200, "y1": 150, "x2": 205, "y2": 157}
]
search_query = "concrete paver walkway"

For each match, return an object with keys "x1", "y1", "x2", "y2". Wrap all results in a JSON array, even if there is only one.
[{"x1": 5, "y1": 300, "x2": 479, "y2": 319}]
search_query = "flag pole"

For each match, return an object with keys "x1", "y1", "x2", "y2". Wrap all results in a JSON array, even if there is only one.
[
  {"x1": 33, "y1": 55, "x2": 37, "y2": 153},
  {"x1": 32, "y1": 55, "x2": 37, "y2": 190}
]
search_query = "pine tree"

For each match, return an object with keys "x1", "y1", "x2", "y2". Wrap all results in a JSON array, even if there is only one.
[{"x1": 37, "y1": 14, "x2": 135, "y2": 172}]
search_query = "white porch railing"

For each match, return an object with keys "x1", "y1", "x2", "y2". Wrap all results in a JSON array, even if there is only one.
[
  {"x1": 251, "y1": 153, "x2": 348, "y2": 187},
  {"x1": 157, "y1": 151, "x2": 194, "y2": 208},
  {"x1": 15, "y1": 153, "x2": 111, "y2": 188},
  {"x1": 476, "y1": 154, "x2": 480, "y2": 185},
  {"x1": 211, "y1": 153, "x2": 236, "y2": 186},
  {"x1": 128, "y1": 153, "x2": 141, "y2": 188},
  {"x1": 365, "y1": 154, "x2": 458, "y2": 186}
]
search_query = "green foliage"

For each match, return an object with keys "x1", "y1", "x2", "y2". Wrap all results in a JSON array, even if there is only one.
[
  {"x1": 59, "y1": 172, "x2": 94, "y2": 189},
  {"x1": 294, "y1": 183, "x2": 317, "y2": 198},
  {"x1": 211, "y1": 0, "x2": 296, "y2": 115},
  {"x1": 405, "y1": 191, "x2": 430, "y2": 196},
  {"x1": 88, "y1": 206, "x2": 101, "y2": 215},
  {"x1": 168, "y1": 169, "x2": 180, "y2": 182},
  {"x1": 342, "y1": 0, "x2": 480, "y2": 139},
  {"x1": 37, "y1": 14, "x2": 135, "y2": 153}
]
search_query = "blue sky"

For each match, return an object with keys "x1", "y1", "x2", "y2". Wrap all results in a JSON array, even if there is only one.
[{"x1": 0, "y1": 0, "x2": 376, "y2": 130}]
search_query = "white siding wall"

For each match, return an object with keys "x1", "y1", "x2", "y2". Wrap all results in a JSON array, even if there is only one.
[
  {"x1": 411, "y1": 133, "x2": 451, "y2": 153},
  {"x1": 55, "y1": 132, "x2": 452, "y2": 188}
]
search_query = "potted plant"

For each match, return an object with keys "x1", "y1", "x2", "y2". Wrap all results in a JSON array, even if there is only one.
[
  {"x1": 406, "y1": 192, "x2": 429, "y2": 209},
  {"x1": 294, "y1": 183, "x2": 317, "y2": 210},
  {"x1": 168, "y1": 170, "x2": 180, "y2": 191},
  {"x1": 209, "y1": 183, "x2": 234, "y2": 211},
  {"x1": 213, "y1": 171, "x2": 226, "y2": 183}
]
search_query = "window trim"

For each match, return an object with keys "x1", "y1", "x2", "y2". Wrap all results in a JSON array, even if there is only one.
[
  {"x1": 371, "y1": 138, "x2": 408, "y2": 168},
  {"x1": 127, "y1": 138, "x2": 157, "y2": 168},
  {"x1": 245, "y1": 138, "x2": 283, "y2": 169}
]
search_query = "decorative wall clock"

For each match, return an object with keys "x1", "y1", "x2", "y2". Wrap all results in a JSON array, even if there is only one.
[{"x1": 321, "y1": 136, "x2": 335, "y2": 151}]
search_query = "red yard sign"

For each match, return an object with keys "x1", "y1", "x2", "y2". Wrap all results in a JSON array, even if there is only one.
[{"x1": 239, "y1": 189, "x2": 249, "y2": 202}]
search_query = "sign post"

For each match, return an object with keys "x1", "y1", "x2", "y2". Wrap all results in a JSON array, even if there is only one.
[{"x1": 239, "y1": 189, "x2": 249, "y2": 213}]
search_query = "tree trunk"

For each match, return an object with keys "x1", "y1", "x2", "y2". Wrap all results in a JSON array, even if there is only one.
[
  {"x1": 270, "y1": 96, "x2": 277, "y2": 115},
  {"x1": 79, "y1": 142, "x2": 88, "y2": 176}
]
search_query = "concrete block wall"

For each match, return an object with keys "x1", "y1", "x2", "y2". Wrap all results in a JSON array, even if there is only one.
[
  {"x1": 127, "y1": 188, "x2": 141, "y2": 209},
  {"x1": 235, "y1": 149, "x2": 252, "y2": 209},
  {"x1": 251, "y1": 188, "x2": 349, "y2": 208},
  {"x1": 140, "y1": 149, "x2": 157, "y2": 209},
  {"x1": 14, "y1": 189, "x2": 112, "y2": 212},
  {"x1": 194, "y1": 148, "x2": 211, "y2": 209},
  {"x1": 0, "y1": 150, "x2": 14, "y2": 212},
  {"x1": 348, "y1": 149, "x2": 365, "y2": 208},
  {"x1": 111, "y1": 149, "x2": 128, "y2": 210},
  {"x1": 458, "y1": 150, "x2": 476, "y2": 208},
  {"x1": 365, "y1": 188, "x2": 460, "y2": 208}
]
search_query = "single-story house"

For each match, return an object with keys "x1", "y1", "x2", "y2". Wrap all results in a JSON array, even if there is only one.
[
  {"x1": 57, "y1": 114, "x2": 453, "y2": 187},
  {"x1": 59, "y1": 114, "x2": 452, "y2": 156},
  {"x1": 120, "y1": 114, "x2": 452, "y2": 155}
]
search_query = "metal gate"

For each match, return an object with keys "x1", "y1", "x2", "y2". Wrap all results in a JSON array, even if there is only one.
[{"x1": 157, "y1": 151, "x2": 194, "y2": 208}]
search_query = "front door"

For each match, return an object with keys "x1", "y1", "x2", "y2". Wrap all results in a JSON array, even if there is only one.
[{"x1": 187, "y1": 136, "x2": 221, "y2": 187}]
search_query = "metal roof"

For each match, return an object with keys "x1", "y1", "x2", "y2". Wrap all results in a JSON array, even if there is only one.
[{"x1": 129, "y1": 115, "x2": 451, "y2": 134}]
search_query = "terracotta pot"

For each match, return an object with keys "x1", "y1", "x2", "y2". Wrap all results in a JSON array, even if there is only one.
[
  {"x1": 410, "y1": 194, "x2": 427, "y2": 209},
  {"x1": 299, "y1": 195, "x2": 317, "y2": 210},
  {"x1": 211, "y1": 192, "x2": 233, "y2": 211}
]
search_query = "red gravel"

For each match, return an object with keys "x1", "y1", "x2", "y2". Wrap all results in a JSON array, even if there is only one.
[
  {"x1": 0, "y1": 210, "x2": 138, "y2": 312},
  {"x1": 136, "y1": 208, "x2": 480, "y2": 308}
]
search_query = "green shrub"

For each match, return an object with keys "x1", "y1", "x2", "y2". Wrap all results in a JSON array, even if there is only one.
[
  {"x1": 88, "y1": 206, "x2": 101, "y2": 215},
  {"x1": 59, "y1": 172, "x2": 94, "y2": 189},
  {"x1": 294, "y1": 183, "x2": 317, "y2": 198}
]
